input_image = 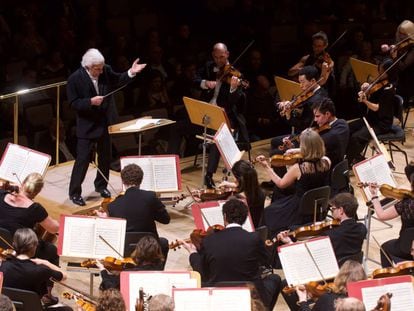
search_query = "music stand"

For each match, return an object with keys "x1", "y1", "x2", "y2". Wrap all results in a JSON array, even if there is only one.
[
  {"x1": 349, "y1": 58, "x2": 379, "y2": 84},
  {"x1": 183, "y1": 96, "x2": 231, "y2": 187}
]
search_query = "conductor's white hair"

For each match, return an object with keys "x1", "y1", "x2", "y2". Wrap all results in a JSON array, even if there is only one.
[{"x1": 81, "y1": 48, "x2": 105, "y2": 67}]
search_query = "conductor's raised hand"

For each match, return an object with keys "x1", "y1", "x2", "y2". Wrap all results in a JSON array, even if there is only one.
[
  {"x1": 130, "y1": 58, "x2": 147, "y2": 75},
  {"x1": 91, "y1": 96, "x2": 104, "y2": 106}
]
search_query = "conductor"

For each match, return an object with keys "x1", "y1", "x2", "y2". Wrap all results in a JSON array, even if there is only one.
[{"x1": 67, "y1": 48, "x2": 146, "y2": 206}]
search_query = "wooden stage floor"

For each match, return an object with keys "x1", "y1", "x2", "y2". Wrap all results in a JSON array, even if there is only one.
[{"x1": 37, "y1": 130, "x2": 414, "y2": 310}]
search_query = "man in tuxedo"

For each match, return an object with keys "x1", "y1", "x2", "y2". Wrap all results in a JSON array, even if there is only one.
[
  {"x1": 67, "y1": 48, "x2": 146, "y2": 206},
  {"x1": 182, "y1": 199, "x2": 281, "y2": 309}
]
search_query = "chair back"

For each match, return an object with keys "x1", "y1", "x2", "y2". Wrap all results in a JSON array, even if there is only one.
[
  {"x1": 0, "y1": 226, "x2": 13, "y2": 249},
  {"x1": 330, "y1": 159, "x2": 352, "y2": 196},
  {"x1": 124, "y1": 232, "x2": 157, "y2": 257},
  {"x1": 337, "y1": 251, "x2": 364, "y2": 267},
  {"x1": 394, "y1": 94, "x2": 404, "y2": 123},
  {"x1": 398, "y1": 227, "x2": 414, "y2": 254},
  {"x1": 2, "y1": 287, "x2": 43, "y2": 311},
  {"x1": 299, "y1": 186, "x2": 331, "y2": 223}
]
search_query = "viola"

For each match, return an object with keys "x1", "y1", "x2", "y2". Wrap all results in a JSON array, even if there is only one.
[
  {"x1": 217, "y1": 64, "x2": 249, "y2": 89},
  {"x1": 62, "y1": 292, "x2": 96, "y2": 311},
  {"x1": 371, "y1": 292, "x2": 392, "y2": 311},
  {"x1": 270, "y1": 153, "x2": 303, "y2": 167},
  {"x1": 372, "y1": 261, "x2": 414, "y2": 279},
  {"x1": 81, "y1": 256, "x2": 137, "y2": 271},
  {"x1": 265, "y1": 219, "x2": 340, "y2": 246},
  {"x1": 0, "y1": 181, "x2": 19, "y2": 193}
]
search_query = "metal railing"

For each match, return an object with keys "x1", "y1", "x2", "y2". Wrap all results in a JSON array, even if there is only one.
[{"x1": 0, "y1": 81, "x2": 67, "y2": 165}]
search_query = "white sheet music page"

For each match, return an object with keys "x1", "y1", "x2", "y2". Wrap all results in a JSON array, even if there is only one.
[
  {"x1": 279, "y1": 236, "x2": 339, "y2": 286},
  {"x1": 214, "y1": 123, "x2": 243, "y2": 169},
  {"x1": 353, "y1": 154, "x2": 396, "y2": 200},
  {"x1": 361, "y1": 282, "x2": 414, "y2": 311},
  {"x1": 120, "y1": 118, "x2": 163, "y2": 131}
]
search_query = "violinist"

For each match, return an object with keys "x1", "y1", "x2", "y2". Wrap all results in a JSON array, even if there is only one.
[
  {"x1": 194, "y1": 42, "x2": 249, "y2": 189},
  {"x1": 284, "y1": 260, "x2": 367, "y2": 311},
  {"x1": 288, "y1": 31, "x2": 335, "y2": 96},
  {"x1": 95, "y1": 289, "x2": 126, "y2": 311},
  {"x1": 368, "y1": 162, "x2": 414, "y2": 268},
  {"x1": 265, "y1": 66, "x2": 329, "y2": 188},
  {"x1": 97, "y1": 164, "x2": 170, "y2": 262},
  {"x1": 277, "y1": 193, "x2": 366, "y2": 265},
  {"x1": 0, "y1": 173, "x2": 61, "y2": 276},
  {"x1": 334, "y1": 297, "x2": 365, "y2": 311},
  {"x1": 346, "y1": 58, "x2": 397, "y2": 166},
  {"x1": 258, "y1": 129, "x2": 331, "y2": 236},
  {"x1": 384, "y1": 20, "x2": 414, "y2": 110},
  {"x1": 0, "y1": 228, "x2": 72, "y2": 310},
  {"x1": 181, "y1": 199, "x2": 282, "y2": 310},
  {"x1": 218, "y1": 159, "x2": 265, "y2": 228},
  {"x1": 97, "y1": 235, "x2": 164, "y2": 290}
]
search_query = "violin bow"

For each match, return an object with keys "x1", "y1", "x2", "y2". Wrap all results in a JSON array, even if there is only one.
[
  {"x1": 304, "y1": 242, "x2": 328, "y2": 284},
  {"x1": 200, "y1": 209, "x2": 212, "y2": 228},
  {"x1": 50, "y1": 278, "x2": 98, "y2": 303},
  {"x1": 231, "y1": 40, "x2": 255, "y2": 67},
  {"x1": 327, "y1": 30, "x2": 348, "y2": 53},
  {"x1": 98, "y1": 234, "x2": 124, "y2": 258},
  {"x1": 0, "y1": 235, "x2": 14, "y2": 249},
  {"x1": 372, "y1": 235, "x2": 395, "y2": 267}
]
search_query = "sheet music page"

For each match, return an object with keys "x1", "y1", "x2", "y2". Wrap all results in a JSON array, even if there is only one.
[
  {"x1": 173, "y1": 289, "x2": 211, "y2": 311},
  {"x1": 354, "y1": 154, "x2": 396, "y2": 200},
  {"x1": 153, "y1": 157, "x2": 178, "y2": 191},
  {"x1": 94, "y1": 217, "x2": 126, "y2": 257},
  {"x1": 279, "y1": 237, "x2": 338, "y2": 286},
  {"x1": 19, "y1": 151, "x2": 50, "y2": 181},
  {"x1": 361, "y1": 282, "x2": 414, "y2": 311},
  {"x1": 120, "y1": 118, "x2": 163, "y2": 131},
  {"x1": 211, "y1": 289, "x2": 251, "y2": 311},
  {"x1": 0, "y1": 144, "x2": 28, "y2": 183},
  {"x1": 61, "y1": 217, "x2": 96, "y2": 258},
  {"x1": 214, "y1": 123, "x2": 242, "y2": 169},
  {"x1": 125, "y1": 273, "x2": 193, "y2": 311},
  {"x1": 121, "y1": 157, "x2": 154, "y2": 191},
  {"x1": 200, "y1": 202, "x2": 253, "y2": 232}
]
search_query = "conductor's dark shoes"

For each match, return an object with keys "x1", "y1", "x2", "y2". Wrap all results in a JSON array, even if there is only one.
[
  {"x1": 71, "y1": 195, "x2": 86, "y2": 206},
  {"x1": 96, "y1": 188, "x2": 111, "y2": 198},
  {"x1": 204, "y1": 174, "x2": 216, "y2": 189}
]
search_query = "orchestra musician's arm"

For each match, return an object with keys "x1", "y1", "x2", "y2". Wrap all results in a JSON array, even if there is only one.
[
  {"x1": 288, "y1": 55, "x2": 309, "y2": 77},
  {"x1": 256, "y1": 155, "x2": 301, "y2": 189},
  {"x1": 152, "y1": 194, "x2": 170, "y2": 224},
  {"x1": 31, "y1": 257, "x2": 68, "y2": 281},
  {"x1": 358, "y1": 82, "x2": 379, "y2": 111},
  {"x1": 38, "y1": 216, "x2": 59, "y2": 234},
  {"x1": 368, "y1": 184, "x2": 399, "y2": 220}
]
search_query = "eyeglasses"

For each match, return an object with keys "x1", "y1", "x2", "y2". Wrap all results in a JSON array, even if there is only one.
[{"x1": 330, "y1": 206, "x2": 340, "y2": 211}]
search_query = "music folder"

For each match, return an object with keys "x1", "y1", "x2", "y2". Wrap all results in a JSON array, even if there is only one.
[{"x1": 214, "y1": 123, "x2": 244, "y2": 170}]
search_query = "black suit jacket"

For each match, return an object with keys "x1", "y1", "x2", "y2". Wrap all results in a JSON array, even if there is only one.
[
  {"x1": 108, "y1": 187, "x2": 170, "y2": 236},
  {"x1": 189, "y1": 226, "x2": 268, "y2": 284},
  {"x1": 320, "y1": 118, "x2": 349, "y2": 167},
  {"x1": 67, "y1": 65, "x2": 132, "y2": 139},
  {"x1": 323, "y1": 219, "x2": 367, "y2": 260}
]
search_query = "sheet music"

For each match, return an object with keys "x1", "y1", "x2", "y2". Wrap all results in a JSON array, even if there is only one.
[
  {"x1": 94, "y1": 217, "x2": 126, "y2": 257},
  {"x1": 353, "y1": 154, "x2": 396, "y2": 200},
  {"x1": 214, "y1": 123, "x2": 243, "y2": 169},
  {"x1": 120, "y1": 118, "x2": 163, "y2": 131},
  {"x1": 210, "y1": 289, "x2": 251, "y2": 311},
  {"x1": 361, "y1": 282, "x2": 414, "y2": 311},
  {"x1": 174, "y1": 289, "x2": 211, "y2": 311},
  {"x1": 279, "y1": 237, "x2": 339, "y2": 286},
  {"x1": 200, "y1": 203, "x2": 253, "y2": 232}
]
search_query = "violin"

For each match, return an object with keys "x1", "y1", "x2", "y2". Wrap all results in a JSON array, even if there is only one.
[
  {"x1": 282, "y1": 280, "x2": 336, "y2": 298},
  {"x1": 169, "y1": 225, "x2": 225, "y2": 251},
  {"x1": 0, "y1": 181, "x2": 19, "y2": 193},
  {"x1": 190, "y1": 187, "x2": 237, "y2": 202},
  {"x1": 314, "y1": 52, "x2": 334, "y2": 71},
  {"x1": 81, "y1": 256, "x2": 137, "y2": 271},
  {"x1": 265, "y1": 219, "x2": 340, "y2": 246},
  {"x1": 278, "y1": 124, "x2": 331, "y2": 151},
  {"x1": 217, "y1": 64, "x2": 249, "y2": 89},
  {"x1": 358, "y1": 182, "x2": 414, "y2": 200},
  {"x1": 62, "y1": 292, "x2": 96, "y2": 311},
  {"x1": 361, "y1": 79, "x2": 389, "y2": 98},
  {"x1": 371, "y1": 292, "x2": 392, "y2": 311},
  {"x1": 371, "y1": 261, "x2": 414, "y2": 279},
  {"x1": 0, "y1": 247, "x2": 17, "y2": 260},
  {"x1": 270, "y1": 153, "x2": 303, "y2": 167}
]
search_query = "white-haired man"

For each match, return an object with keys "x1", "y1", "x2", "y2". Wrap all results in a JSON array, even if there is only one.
[{"x1": 67, "y1": 48, "x2": 146, "y2": 206}]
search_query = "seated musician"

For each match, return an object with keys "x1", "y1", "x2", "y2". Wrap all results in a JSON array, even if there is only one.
[
  {"x1": 218, "y1": 159, "x2": 265, "y2": 228},
  {"x1": 97, "y1": 163, "x2": 170, "y2": 261},
  {"x1": 284, "y1": 260, "x2": 367, "y2": 311},
  {"x1": 257, "y1": 129, "x2": 331, "y2": 236},
  {"x1": 97, "y1": 235, "x2": 164, "y2": 290},
  {"x1": 181, "y1": 199, "x2": 282, "y2": 310},
  {"x1": 346, "y1": 58, "x2": 397, "y2": 166},
  {"x1": 0, "y1": 228, "x2": 71, "y2": 310},
  {"x1": 0, "y1": 173, "x2": 61, "y2": 300},
  {"x1": 277, "y1": 193, "x2": 367, "y2": 264},
  {"x1": 368, "y1": 163, "x2": 414, "y2": 267},
  {"x1": 334, "y1": 297, "x2": 366, "y2": 311},
  {"x1": 96, "y1": 288, "x2": 126, "y2": 311}
]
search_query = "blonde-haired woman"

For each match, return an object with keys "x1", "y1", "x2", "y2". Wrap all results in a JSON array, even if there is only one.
[{"x1": 257, "y1": 129, "x2": 331, "y2": 236}]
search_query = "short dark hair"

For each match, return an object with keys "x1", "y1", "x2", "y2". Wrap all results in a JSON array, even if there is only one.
[
  {"x1": 298, "y1": 65, "x2": 319, "y2": 81},
  {"x1": 312, "y1": 97, "x2": 336, "y2": 116},
  {"x1": 312, "y1": 31, "x2": 329, "y2": 45},
  {"x1": 330, "y1": 193, "x2": 359, "y2": 218},
  {"x1": 121, "y1": 164, "x2": 143, "y2": 187},
  {"x1": 222, "y1": 198, "x2": 248, "y2": 225}
]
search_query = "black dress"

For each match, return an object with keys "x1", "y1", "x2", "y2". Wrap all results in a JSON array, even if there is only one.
[{"x1": 264, "y1": 159, "x2": 330, "y2": 235}]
